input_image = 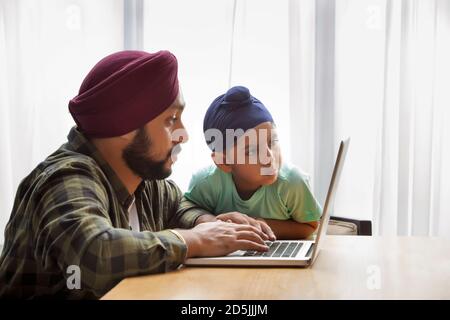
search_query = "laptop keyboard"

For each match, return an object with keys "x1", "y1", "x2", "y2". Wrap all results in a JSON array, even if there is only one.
[{"x1": 243, "y1": 241, "x2": 304, "y2": 258}]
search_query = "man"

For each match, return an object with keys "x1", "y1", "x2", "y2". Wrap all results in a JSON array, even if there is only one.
[{"x1": 0, "y1": 50, "x2": 275, "y2": 299}]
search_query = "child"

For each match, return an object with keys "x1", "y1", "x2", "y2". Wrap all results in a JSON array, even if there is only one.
[{"x1": 184, "y1": 86, "x2": 322, "y2": 239}]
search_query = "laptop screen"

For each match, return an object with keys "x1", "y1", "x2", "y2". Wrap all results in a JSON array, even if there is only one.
[{"x1": 310, "y1": 138, "x2": 350, "y2": 264}]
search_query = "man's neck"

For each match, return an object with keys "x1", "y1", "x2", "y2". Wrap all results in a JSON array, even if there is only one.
[
  {"x1": 108, "y1": 159, "x2": 142, "y2": 195},
  {"x1": 92, "y1": 141, "x2": 142, "y2": 195}
]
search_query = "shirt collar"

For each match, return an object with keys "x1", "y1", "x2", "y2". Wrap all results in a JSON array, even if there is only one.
[{"x1": 66, "y1": 126, "x2": 144, "y2": 208}]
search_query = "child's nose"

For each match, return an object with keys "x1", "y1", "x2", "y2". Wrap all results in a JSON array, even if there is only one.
[
  {"x1": 261, "y1": 147, "x2": 274, "y2": 166},
  {"x1": 267, "y1": 147, "x2": 275, "y2": 161}
]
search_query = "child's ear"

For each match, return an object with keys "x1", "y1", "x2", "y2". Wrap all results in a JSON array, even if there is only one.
[{"x1": 211, "y1": 152, "x2": 232, "y2": 173}]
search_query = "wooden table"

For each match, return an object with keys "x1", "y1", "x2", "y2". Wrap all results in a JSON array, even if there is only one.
[{"x1": 102, "y1": 236, "x2": 450, "y2": 299}]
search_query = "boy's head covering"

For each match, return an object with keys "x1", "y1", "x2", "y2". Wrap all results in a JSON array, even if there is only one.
[
  {"x1": 69, "y1": 50, "x2": 179, "y2": 138},
  {"x1": 203, "y1": 86, "x2": 274, "y2": 151}
]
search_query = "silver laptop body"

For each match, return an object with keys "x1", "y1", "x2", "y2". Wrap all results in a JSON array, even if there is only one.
[{"x1": 184, "y1": 138, "x2": 350, "y2": 267}]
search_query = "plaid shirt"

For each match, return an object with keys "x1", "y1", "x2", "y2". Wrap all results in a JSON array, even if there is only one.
[{"x1": 0, "y1": 127, "x2": 209, "y2": 299}]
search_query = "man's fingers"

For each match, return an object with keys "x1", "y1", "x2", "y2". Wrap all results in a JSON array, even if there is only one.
[
  {"x1": 233, "y1": 240, "x2": 269, "y2": 252},
  {"x1": 236, "y1": 215, "x2": 269, "y2": 238},
  {"x1": 217, "y1": 213, "x2": 274, "y2": 241},
  {"x1": 217, "y1": 214, "x2": 248, "y2": 225},
  {"x1": 232, "y1": 223, "x2": 269, "y2": 240},
  {"x1": 235, "y1": 230, "x2": 266, "y2": 245},
  {"x1": 247, "y1": 219, "x2": 263, "y2": 232},
  {"x1": 233, "y1": 215, "x2": 252, "y2": 225},
  {"x1": 258, "y1": 221, "x2": 276, "y2": 241}
]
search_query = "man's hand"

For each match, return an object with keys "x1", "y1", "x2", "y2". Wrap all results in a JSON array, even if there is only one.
[
  {"x1": 194, "y1": 213, "x2": 218, "y2": 225},
  {"x1": 216, "y1": 212, "x2": 276, "y2": 241},
  {"x1": 175, "y1": 220, "x2": 270, "y2": 258}
]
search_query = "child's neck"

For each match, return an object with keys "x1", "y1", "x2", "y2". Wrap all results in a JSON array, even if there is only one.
[{"x1": 231, "y1": 175, "x2": 261, "y2": 201}]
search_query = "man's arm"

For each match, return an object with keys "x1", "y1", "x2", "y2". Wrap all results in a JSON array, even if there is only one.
[
  {"x1": 34, "y1": 172, "x2": 189, "y2": 298},
  {"x1": 194, "y1": 213, "x2": 218, "y2": 225},
  {"x1": 172, "y1": 194, "x2": 276, "y2": 239},
  {"x1": 33, "y1": 173, "x2": 270, "y2": 298},
  {"x1": 174, "y1": 221, "x2": 270, "y2": 258},
  {"x1": 167, "y1": 194, "x2": 274, "y2": 256},
  {"x1": 165, "y1": 182, "x2": 217, "y2": 229}
]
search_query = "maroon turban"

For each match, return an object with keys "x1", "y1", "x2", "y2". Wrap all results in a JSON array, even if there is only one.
[{"x1": 69, "y1": 50, "x2": 179, "y2": 138}]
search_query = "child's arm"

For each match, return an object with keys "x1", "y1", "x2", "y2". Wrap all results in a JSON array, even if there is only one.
[{"x1": 259, "y1": 219, "x2": 318, "y2": 240}]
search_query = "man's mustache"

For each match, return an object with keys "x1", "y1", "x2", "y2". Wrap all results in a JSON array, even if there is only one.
[{"x1": 168, "y1": 143, "x2": 182, "y2": 160}]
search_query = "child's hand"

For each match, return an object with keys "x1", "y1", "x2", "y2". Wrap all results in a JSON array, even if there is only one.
[{"x1": 216, "y1": 212, "x2": 276, "y2": 241}]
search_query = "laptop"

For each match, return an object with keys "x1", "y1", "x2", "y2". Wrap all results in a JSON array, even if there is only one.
[{"x1": 185, "y1": 138, "x2": 350, "y2": 268}]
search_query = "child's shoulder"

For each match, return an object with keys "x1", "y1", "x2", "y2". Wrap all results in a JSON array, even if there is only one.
[
  {"x1": 276, "y1": 162, "x2": 312, "y2": 189},
  {"x1": 189, "y1": 165, "x2": 223, "y2": 188}
]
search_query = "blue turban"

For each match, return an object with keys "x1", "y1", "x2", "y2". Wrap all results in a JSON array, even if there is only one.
[{"x1": 203, "y1": 86, "x2": 274, "y2": 151}]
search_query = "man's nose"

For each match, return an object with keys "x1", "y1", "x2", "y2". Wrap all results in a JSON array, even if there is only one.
[{"x1": 173, "y1": 124, "x2": 189, "y2": 144}]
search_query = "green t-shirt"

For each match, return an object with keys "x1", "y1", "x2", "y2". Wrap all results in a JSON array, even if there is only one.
[{"x1": 184, "y1": 163, "x2": 322, "y2": 222}]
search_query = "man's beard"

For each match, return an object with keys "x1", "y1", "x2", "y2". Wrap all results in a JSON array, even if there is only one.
[{"x1": 122, "y1": 127, "x2": 178, "y2": 180}]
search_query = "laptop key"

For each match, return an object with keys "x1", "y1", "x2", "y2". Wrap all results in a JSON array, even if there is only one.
[
  {"x1": 290, "y1": 242, "x2": 304, "y2": 257},
  {"x1": 282, "y1": 242, "x2": 299, "y2": 257},
  {"x1": 262, "y1": 241, "x2": 280, "y2": 257},
  {"x1": 272, "y1": 242, "x2": 289, "y2": 257},
  {"x1": 305, "y1": 243, "x2": 315, "y2": 258},
  {"x1": 243, "y1": 250, "x2": 257, "y2": 256},
  {"x1": 244, "y1": 241, "x2": 297, "y2": 258}
]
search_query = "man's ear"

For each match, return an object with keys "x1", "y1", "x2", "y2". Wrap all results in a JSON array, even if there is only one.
[{"x1": 211, "y1": 152, "x2": 232, "y2": 173}]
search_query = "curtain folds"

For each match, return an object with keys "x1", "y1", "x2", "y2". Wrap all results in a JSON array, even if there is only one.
[{"x1": 1, "y1": 0, "x2": 449, "y2": 243}]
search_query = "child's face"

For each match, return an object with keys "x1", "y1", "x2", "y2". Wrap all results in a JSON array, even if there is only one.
[{"x1": 215, "y1": 121, "x2": 282, "y2": 188}]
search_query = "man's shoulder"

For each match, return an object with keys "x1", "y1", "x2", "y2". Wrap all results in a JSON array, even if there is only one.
[
  {"x1": 10, "y1": 147, "x2": 110, "y2": 225},
  {"x1": 28, "y1": 147, "x2": 106, "y2": 189}
]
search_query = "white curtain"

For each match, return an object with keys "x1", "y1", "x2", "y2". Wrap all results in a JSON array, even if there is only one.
[
  {"x1": 143, "y1": 0, "x2": 292, "y2": 192},
  {"x1": 0, "y1": 0, "x2": 124, "y2": 244},
  {"x1": 333, "y1": 0, "x2": 450, "y2": 237},
  {"x1": 1, "y1": 0, "x2": 450, "y2": 244}
]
